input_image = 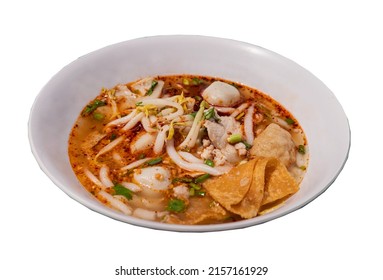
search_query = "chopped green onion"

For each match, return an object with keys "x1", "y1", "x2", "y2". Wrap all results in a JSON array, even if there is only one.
[
  {"x1": 112, "y1": 184, "x2": 133, "y2": 200},
  {"x1": 204, "y1": 159, "x2": 215, "y2": 167},
  {"x1": 190, "y1": 111, "x2": 197, "y2": 118},
  {"x1": 203, "y1": 108, "x2": 214, "y2": 119},
  {"x1": 82, "y1": 99, "x2": 106, "y2": 116},
  {"x1": 227, "y1": 133, "x2": 243, "y2": 144},
  {"x1": 200, "y1": 100, "x2": 209, "y2": 109},
  {"x1": 189, "y1": 187, "x2": 206, "y2": 197},
  {"x1": 285, "y1": 118, "x2": 295, "y2": 125},
  {"x1": 298, "y1": 145, "x2": 306, "y2": 154},
  {"x1": 203, "y1": 107, "x2": 215, "y2": 120},
  {"x1": 194, "y1": 173, "x2": 211, "y2": 184},
  {"x1": 145, "y1": 80, "x2": 158, "y2": 96},
  {"x1": 167, "y1": 199, "x2": 185, "y2": 212},
  {"x1": 189, "y1": 182, "x2": 201, "y2": 190},
  {"x1": 145, "y1": 157, "x2": 162, "y2": 166},
  {"x1": 135, "y1": 101, "x2": 143, "y2": 107},
  {"x1": 192, "y1": 77, "x2": 203, "y2": 85},
  {"x1": 93, "y1": 112, "x2": 105, "y2": 121},
  {"x1": 182, "y1": 78, "x2": 190, "y2": 85},
  {"x1": 189, "y1": 188, "x2": 195, "y2": 196}
]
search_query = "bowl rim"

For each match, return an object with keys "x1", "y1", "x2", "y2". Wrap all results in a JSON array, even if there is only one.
[{"x1": 28, "y1": 35, "x2": 351, "y2": 232}]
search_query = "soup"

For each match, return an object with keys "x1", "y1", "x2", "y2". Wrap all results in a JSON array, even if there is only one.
[{"x1": 68, "y1": 75, "x2": 308, "y2": 224}]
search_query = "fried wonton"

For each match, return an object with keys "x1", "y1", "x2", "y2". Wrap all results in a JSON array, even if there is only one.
[
  {"x1": 262, "y1": 158, "x2": 299, "y2": 205},
  {"x1": 166, "y1": 196, "x2": 229, "y2": 225},
  {"x1": 250, "y1": 123, "x2": 296, "y2": 167},
  {"x1": 203, "y1": 159, "x2": 257, "y2": 207},
  {"x1": 203, "y1": 157, "x2": 299, "y2": 219}
]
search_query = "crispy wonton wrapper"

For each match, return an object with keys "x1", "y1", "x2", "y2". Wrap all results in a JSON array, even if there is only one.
[
  {"x1": 166, "y1": 196, "x2": 228, "y2": 225},
  {"x1": 204, "y1": 157, "x2": 299, "y2": 219}
]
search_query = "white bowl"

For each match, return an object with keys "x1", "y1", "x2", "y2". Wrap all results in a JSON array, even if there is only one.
[{"x1": 28, "y1": 35, "x2": 350, "y2": 232}]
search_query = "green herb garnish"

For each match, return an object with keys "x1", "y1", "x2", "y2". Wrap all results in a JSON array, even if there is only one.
[
  {"x1": 227, "y1": 133, "x2": 243, "y2": 144},
  {"x1": 82, "y1": 99, "x2": 106, "y2": 116},
  {"x1": 203, "y1": 108, "x2": 220, "y2": 122},
  {"x1": 285, "y1": 118, "x2": 295, "y2": 125},
  {"x1": 194, "y1": 173, "x2": 211, "y2": 184},
  {"x1": 200, "y1": 100, "x2": 209, "y2": 109},
  {"x1": 192, "y1": 77, "x2": 203, "y2": 85},
  {"x1": 93, "y1": 112, "x2": 105, "y2": 121},
  {"x1": 182, "y1": 78, "x2": 190, "y2": 85},
  {"x1": 146, "y1": 80, "x2": 158, "y2": 96},
  {"x1": 145, "y1": 157, "x2": 162, "y2": 166},
  {"x1": 189, "y1": 188, "x2": 195, "y2": 196},
  {"x1": 167, "y1": 199, "x2": 186, "y2": 212},
  {"x1": 298, "y1": 145, "x2": 306, "y2": 154},
  {"x1": 204, "y1": 159, "x2": 215, "y2": 167},
  {"x1": 189, "y1": 189, "x2": 206, "y2": 197},
  {"x1": 203, "y1": 108, "x2": 215, "y2": 120},
  {"x1": 189, "y1": 182, "x2": 202, "y2": 190},
  {"x1": 112, "y1": 184, "x2": 133, "y2": 200}
]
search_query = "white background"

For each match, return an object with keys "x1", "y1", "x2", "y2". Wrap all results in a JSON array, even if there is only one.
[{"x1": 1, "y1": 0, "x2": 381, "y2": 279}]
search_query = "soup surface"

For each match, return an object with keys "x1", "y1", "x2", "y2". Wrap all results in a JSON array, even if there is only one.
[{"x1": 68, "y1": 75, "x2": 308, "y2": 224}]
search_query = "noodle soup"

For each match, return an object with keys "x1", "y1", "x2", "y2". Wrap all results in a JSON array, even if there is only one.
[{"x1": 68, "y1": 75, "x2": 308, "y2": 224}]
